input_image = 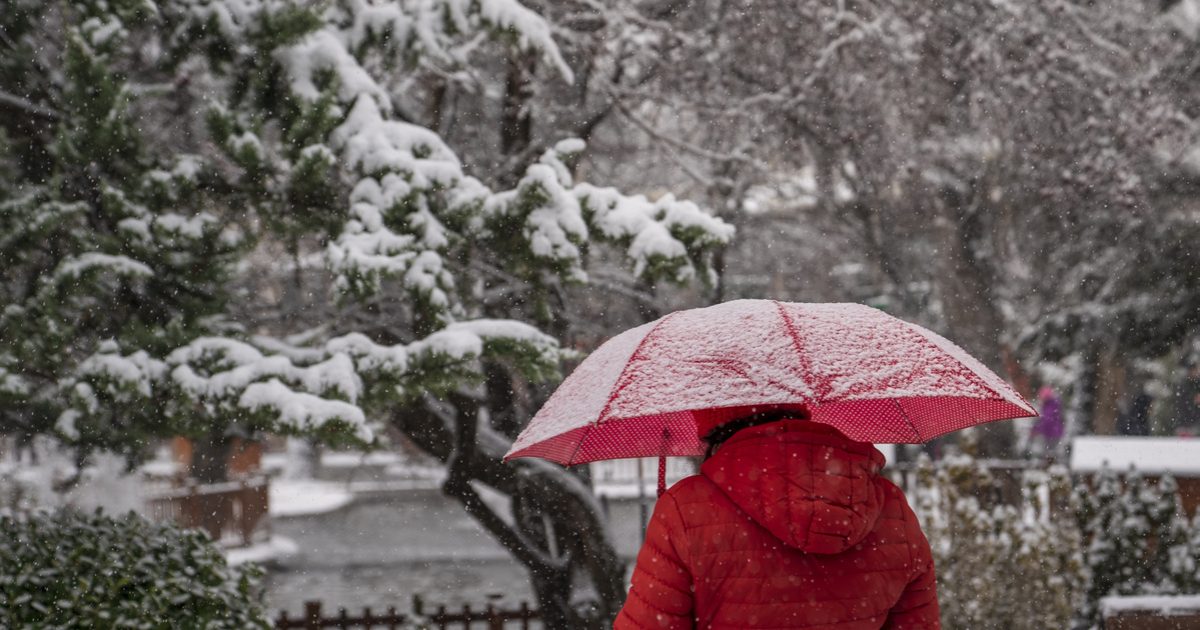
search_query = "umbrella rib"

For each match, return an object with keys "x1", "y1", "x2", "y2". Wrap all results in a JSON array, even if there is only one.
[
  {"x1": 892, "y1": 399, "x2": 922, "y2": 442},
  {"x1": 566, "y1": 312, "x2": 677, "y2": 466},
  {"x1": 903, "y1": 321, "x2": 1008, "y2": 404},
  {"x1": 772, "y1": 300, "x2": 823, "y2": 399}
]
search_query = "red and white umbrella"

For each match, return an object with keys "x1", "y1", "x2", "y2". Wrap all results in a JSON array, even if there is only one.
[{"x1": 505, "y1": 300, "x2": 1035, "y2": 472}]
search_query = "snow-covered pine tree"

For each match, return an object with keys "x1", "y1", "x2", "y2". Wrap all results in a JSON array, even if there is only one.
[
  {"x1": 1156, "y1": 510, "x2": 1199, "y2": 594},
  {"x1": 1144, "y1": 474, "x2": 1200, "y2": 595},
  {"x1": 1015, "y1": 466, "x2": 1086, "y2": 627},
  {"x1": 0, "y1": 1, "x2": 732, "y2": 623},
  {"x1": 1, "y1": 0, "x2": 246, "y2": 464},
  {"x1": 1074, "y1": 466, "x2": 1132, "y2": 627},
  {"x1": 914, "y1": 453, "x2": 994, "y2": 627},
  {"x1": 1117, "y1": 471, "x2": 1156, "y2": 591}
]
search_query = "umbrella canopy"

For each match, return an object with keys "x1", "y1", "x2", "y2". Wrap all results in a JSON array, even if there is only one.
[{"x1": 505, "y1": 300, "x2": 1036, "y2": 466}]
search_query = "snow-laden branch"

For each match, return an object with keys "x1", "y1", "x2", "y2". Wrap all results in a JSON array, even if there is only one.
[
  {"x1": 186, "y1": 0, "x2": 734, "y2": 315},
  {"x1": 55, "y1": 320, "x2": 563, "y2": 446},
  {"x1": 0, "y1": 89, "x2": 59, "y2": 121},
  {"x1": 319, "y1": 87, "x2": 732, "y2": 309}
]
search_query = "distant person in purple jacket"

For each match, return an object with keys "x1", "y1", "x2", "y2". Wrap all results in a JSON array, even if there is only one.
[{"x1": 1030, "y1": 386, "x2": 1064, "y2": 455}]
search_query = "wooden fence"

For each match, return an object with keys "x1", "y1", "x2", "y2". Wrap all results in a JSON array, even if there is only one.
[
  {"x1": 275, "y1": 600, "x2": 539, "y2": 629},
  {"x1": 145, "y1": 475, "x2": 269, "y2": 547}
]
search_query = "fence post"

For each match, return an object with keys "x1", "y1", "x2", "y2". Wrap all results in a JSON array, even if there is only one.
[
  {"x1": 279, "y1": 598, "x2": 536, "y2": 630},
  {"x1": 185, "y1": 480, "x2": 199, "y2": 528},
  {"x1": 304, "y1": 601, "x2": 322, "y2": 630},
  {"x1": 238, "y1": 478, "x2": 249, "y2": 546}
]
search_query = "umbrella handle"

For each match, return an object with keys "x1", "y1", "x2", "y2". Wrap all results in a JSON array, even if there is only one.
[{"x1": 657, "y1": 455, "x2": 666, "y2": 498}]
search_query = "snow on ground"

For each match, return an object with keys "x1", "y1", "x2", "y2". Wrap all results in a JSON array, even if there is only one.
[
  {"x1": 264, "y1": 448, "x2": 444, "y2": 481},
  {"x1": 1, "y1": 445, "x2": 147, "y2": 515},
  {"x1": 321, "y1": 450, "x2": 407, "y2": 468},
  {"x1": 224, "y1": 535, "x2": 299, "y2": 566},
  {"x1": 1070, "y1": 436, "x2": 1200, "y2": 475},
  {"x1": 1101, "y1": 594, "x2": 1200, "y2": 616},
  {"x1": 270, "y1": 479, "x2": 354, "y2": 517},
  {"x1": 383, "y1": 461, "x2": 445, "y2": 480}
]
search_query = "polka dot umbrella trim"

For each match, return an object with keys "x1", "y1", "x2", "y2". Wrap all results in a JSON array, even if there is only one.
[{"x1": 505, "y1": 300, "x2": 1037, "y2": 468}]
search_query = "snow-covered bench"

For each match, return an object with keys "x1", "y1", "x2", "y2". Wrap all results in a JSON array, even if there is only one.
[{"x1": 1101, "y1": 594, "x2": 1200, "y2": 630}]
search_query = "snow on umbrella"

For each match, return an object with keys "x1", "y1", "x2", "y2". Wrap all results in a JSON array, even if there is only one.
[{"x1": 504, "y1": 300, "x2": 1036, "y2": 481}]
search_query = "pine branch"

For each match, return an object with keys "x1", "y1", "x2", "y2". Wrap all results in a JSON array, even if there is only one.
[{"x1": 0, "y1": 90, "x2": 59, "y2": 122}]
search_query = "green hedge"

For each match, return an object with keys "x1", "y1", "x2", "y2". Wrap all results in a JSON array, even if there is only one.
[{"x1": 0, "y1": 510, "x2": 268, "y2": 629}]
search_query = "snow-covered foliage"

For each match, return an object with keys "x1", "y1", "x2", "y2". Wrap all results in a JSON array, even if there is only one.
[
  {"x1": 909, "y1": 454, "x2": 1200, "y2": 628},
  {"x1": 1, "y1": 2, "x2": 728, "y2": 622},
  {"x1": 179, "y1": 0, "x2": 730, "y2": 314},
  {"x1": 1073, "y1": 467, "x2": 1200, "y2": 628},
  {"x1": 913, "y1": 454, "x2": 1085, "y2": 629},
  {"x1": 0, "y1": 510, "x2": 267, "y2": 628},
  {"x1": 0, "y1": 441, "x2": 146, "y2": 516},
  {"x1": 0, "y1": 0, "x2": 729, "y2": 460}
]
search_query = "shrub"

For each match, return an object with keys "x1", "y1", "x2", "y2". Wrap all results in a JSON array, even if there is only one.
[
  {"x1": 913, "y1": 454, "x2": 1085, "y2": 629},
  {"x1": 0, "y1": 510, "x2": 268, "y2": 629},
  {"x1": 1073, "y1": 468, "x2": 1200, "y2": 629}
]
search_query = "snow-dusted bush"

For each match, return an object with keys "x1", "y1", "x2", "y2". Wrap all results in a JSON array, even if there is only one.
[
  {"x1": 2, "y1": 0, "x2": 730, "y2": 622},
  {"x1": 913, "y1": 454, "x2": 1200, "y2": 630},
  {"x1": 913, "y1": 454, "x2": 1085, "y2": 629},
  {"x1": 1073, "y1": 467, "x2": 1200, "y2": 629},
  {"x1": 0, "y1": 510, "x2": 267, "y2": 629}
]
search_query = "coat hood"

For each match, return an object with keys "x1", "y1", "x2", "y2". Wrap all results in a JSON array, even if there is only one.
[{"x1": 699, "y1": 420, "x2": 887, "y2": 555}]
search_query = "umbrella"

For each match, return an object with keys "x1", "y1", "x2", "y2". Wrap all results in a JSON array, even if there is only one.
[{"x1": 504, "y1": 300, "x2": 1036, "y2": 493}]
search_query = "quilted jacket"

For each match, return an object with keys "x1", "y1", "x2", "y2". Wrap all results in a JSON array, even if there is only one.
[{"x1": 613, "y1": 420, "x2": 940, "y2": 629}]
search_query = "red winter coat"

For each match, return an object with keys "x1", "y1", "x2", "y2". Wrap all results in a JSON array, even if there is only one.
[{"x1": 614, "y1": 421, "x2": 940, "y2": 629}]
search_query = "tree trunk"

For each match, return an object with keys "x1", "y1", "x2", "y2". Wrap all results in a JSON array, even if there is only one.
[
  {"x1": 393, "y1": 400, "x2": 627, "y2": 627},
  {"x1": 1092, "y1": 347, "x2": 1127, "y2": 436},
  {"x1": 936, "y1": 190, "x2": 1014, "y2": 458},
  {"x1": 1064, "y1": 348, "x2": 1100, "y2": 440},
  {"x1": 499, "y1": 51, "x2": 537, "y2": 186},
  {"x1": 190, "y1": 431, "x2": 230, "y2": 484},
  {"x1": 189, "y1": 431, "x2": 232, "y2": 542}
]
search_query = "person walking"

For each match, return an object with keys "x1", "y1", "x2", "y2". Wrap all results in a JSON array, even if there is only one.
[
  {"x1": 613, "y1": 410, "x2": 939, "y2": 629},
  {"x1": 1029, "y1": 386, "x2": 1064, "y2": 456},
  {"x1": 506, "y1": 300, "x2": 1035, "y2": 629},
  {"x1": 1118, "y1": 390, "x2": 1153, "y2": 436}
]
